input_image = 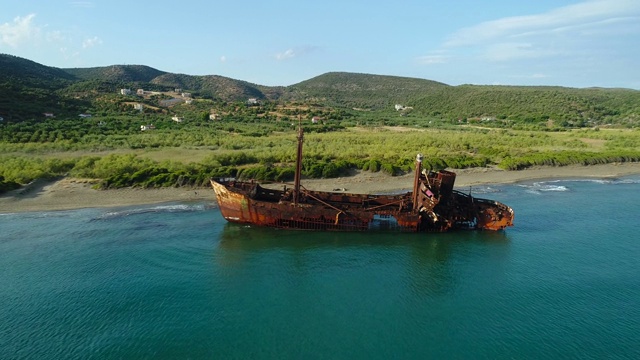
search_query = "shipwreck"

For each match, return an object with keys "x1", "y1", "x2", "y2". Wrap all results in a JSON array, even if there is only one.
[{"x1": 211, "y1": 126, "x2": 514, "y2": 232}]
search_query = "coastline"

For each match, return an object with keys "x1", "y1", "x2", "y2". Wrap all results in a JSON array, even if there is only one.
[{"x1": 1, "y1": 162, "x2": 639, "y2": 214}]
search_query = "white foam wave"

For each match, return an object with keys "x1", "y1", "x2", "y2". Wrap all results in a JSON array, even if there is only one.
[
  {"x1": 517, "y1": 176, "x2": 640, "y2": 195},
  {"x1": 469, "y1": 186, "x2": 501, "y2": 195},
  {"x1": 92, "y1": 202, "x2": 211, "y2": 221},
  {"x1": 612, "y1": 178, "x2": 640, "y2": 185},
  {"x1": 0, "y1": 209, "x2": 86, "y2": 219},
  {"x1": 518, "y1": 182, "x2": 570, "y2": 195}
]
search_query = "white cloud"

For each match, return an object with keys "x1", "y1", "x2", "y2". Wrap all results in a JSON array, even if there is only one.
[
  {"x1": 82, "y1": 36, "x2": 102, "y2": 48},
  {"x1": 220, "y1": 55, "x2": 227, "y2": 63},
  {"x1": 275, "y1": 46, "x2": 318, "y2": 61},
  {"x1": 0, "y1": 14, "x2": 39, "y2": 47},
  {"x1": 482, "y1": 42, "x2": 560, "y2": 62},
  {"x1": 416, "y1": 54, "x2": 449, "y2": 65},
  {"x1": 433, "y1": 0, "x2": 640, "y2": 65},
  {"x1": 276, "y1": 49, "x2": 296, "y2": 60},
  {"x1": 445, "y1": 0, "x2": 640, "y2": 47}
]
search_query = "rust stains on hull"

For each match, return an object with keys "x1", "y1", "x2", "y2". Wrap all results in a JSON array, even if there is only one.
[
  {"x1": 210, "y1": 125, "x2": 513, "y2": 233},
  {"x1": 211, "y1": 168, "x2": 514, "y2": 233}
]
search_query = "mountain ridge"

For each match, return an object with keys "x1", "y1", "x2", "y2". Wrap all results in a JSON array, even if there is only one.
[{"x1": 1, "y1": 53, "x2": 639, "y2": 127}]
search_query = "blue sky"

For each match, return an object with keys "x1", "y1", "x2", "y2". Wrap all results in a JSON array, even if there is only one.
[{"x1": 1, "y1": 0, "x2": 639, "y2": 89}]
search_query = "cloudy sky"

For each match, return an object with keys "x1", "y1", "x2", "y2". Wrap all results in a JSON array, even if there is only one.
[{"x1": 1, "y1": 0, "x2": 639, "y2": 88}]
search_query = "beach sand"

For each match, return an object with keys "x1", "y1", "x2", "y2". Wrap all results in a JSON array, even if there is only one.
[{"x1": 2, "y1": 162, "x2": 639, "y2": 214}]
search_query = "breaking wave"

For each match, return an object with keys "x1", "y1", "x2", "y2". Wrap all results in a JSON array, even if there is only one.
[
  {"x1": 518, "y1": 181, "x2": 570, "y2": 195},
  {"x1": 615, "y1": 178, "x2": 640, "y2": 185},
  {"x1": 467, "y1": 186, "x2": 502, "y2": 195},
  {"x1": 578, "y1": 177, "x2": 640, "y2": 185},
  {"x1": 517, "y1": 175, "x2": 640, "y2": 195},
  {"x1": 92, "y1": 202, "x2": 214, "y2": 221}
]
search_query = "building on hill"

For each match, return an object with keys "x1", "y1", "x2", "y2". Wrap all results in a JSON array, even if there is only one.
[
  {"x1": 43, "y1": 113, "x2": 54, "y2": 118},
  {"x1": 134, "y1": 103, "x2": 144, "y2": 111},
  {"x1": 121, "y1": 89, "x2": 132, "y2": 96},
  {"x1": 172, "y1": 116, "x2": 183, "y2": 123},
  {"x1": 141, "y1": 124, "x2": 155, "y2": 131}
]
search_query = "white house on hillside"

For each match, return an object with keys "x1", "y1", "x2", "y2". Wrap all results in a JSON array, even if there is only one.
[{"x1": 121, "y1": 89, "x2": 132, "y2": 95}]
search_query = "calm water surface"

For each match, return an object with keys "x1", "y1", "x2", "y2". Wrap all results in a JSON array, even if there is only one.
[{"x1": 1, "y1": 177, "x2": 639, "y2": 359}]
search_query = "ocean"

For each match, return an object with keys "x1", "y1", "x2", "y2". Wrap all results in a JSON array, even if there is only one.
[{"x1": 1, "y1": 176, "x2": 639, "y2": 359}]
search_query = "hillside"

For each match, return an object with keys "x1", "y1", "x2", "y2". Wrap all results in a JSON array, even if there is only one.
[
  {"x1": 0, "y1": 53, "x2": 639, "y2": 128},
  {"x1": 0, "y1": 55, "x2": 83, "y2": 120},
  {"x1": 410, "y1": 85, "x2": 640, "y2": 127},
  {"x1": 0, "y1": 54, "x2": 76, "y2": 89},
  {"x1": 149, "y1": 73, "x2": 273, "y2": 101},
  {"x1": 64, "y1": 65, "x2": 166, "y2": 83},
  {"x1": 282, "y1": 72, "x2": 448, "y2": 109},
  {"x1": 62, "y1": 64, "x2": 274, "y2": 101}
]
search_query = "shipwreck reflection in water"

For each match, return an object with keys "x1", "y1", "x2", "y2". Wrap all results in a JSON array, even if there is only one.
[{"x1": 214, "y1": 222, "x2": 511, "y2": 297}]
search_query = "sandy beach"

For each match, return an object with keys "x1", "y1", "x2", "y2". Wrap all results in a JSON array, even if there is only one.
[{"x1": 1, "y1": 162, "x2": 639, "y2": 214}]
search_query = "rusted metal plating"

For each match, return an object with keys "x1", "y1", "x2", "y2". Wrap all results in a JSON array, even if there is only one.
[{"x1": 210, "y1": 125, "x2": 513, "y2": 232}]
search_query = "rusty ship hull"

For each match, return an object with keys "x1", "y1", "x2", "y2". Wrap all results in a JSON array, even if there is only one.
[
  {"x1": 211, "y1": 125, "x2": 513, "y2": 232},
  {"x1": 211, "y1": 164, "x2": 513, "y2": 232}
]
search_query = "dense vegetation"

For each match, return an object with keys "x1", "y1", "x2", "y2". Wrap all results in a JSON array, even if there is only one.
[
  {"x1": 411, "y1": 85, "x2": 640, "y2": 129},
  {"x1": 2, "y1": 119, "x2": 640, "y2": 191},
  {"x1": 1, "y1": 53, "x2": 639, "y2": 193}
]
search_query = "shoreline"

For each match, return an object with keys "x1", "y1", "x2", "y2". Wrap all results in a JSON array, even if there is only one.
[{"x1": 1, "y1": 162, "x2": 639, "y2": 214}]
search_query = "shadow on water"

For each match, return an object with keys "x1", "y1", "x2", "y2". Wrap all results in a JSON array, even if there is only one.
[
  {"x1": 218, "y1": 222, "x2": 511, "y2": 251},
  {"x1": 215, "y1": 223, "x2": 512, "y2": 296}
]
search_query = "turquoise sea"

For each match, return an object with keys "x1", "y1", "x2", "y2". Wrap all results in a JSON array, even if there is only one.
[{"x1": 1, "y1": 176, "x2": 640, "y2": 359}]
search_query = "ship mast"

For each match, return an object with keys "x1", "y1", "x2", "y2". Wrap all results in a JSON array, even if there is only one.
[
  {"x1": 412, "y1": 153, "x2": 423, "y2": 211},
  {"x1": 293, "y1": 118, "x2": 304, "y2": 205}
]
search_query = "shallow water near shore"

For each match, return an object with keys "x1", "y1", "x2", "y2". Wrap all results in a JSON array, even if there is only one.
[{"x1": 1, "y1": 177, "x2": 640, "y2": 359}]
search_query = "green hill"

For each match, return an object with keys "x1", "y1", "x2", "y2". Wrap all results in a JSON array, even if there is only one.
[
  {"x1": 64, "y1": 64, "x2": 166, "y2": 83},
  {"x1": 149, "y1": 73, "x2": 272, "y2": 101},
  {"x1": 64, "y1": 64, "x2": 279, "y2": 101},
  {"x1": 283, "y1": 72, "x2": 449, "y2": 109},
  {"x1": 1, "y1": 53, "x2": 639, "y2": 128},
  {"x1": 0, "y1": 55, "x2": 81, "y2": 120},
  {"x1": 0, "y1": 54, "x2": 75, "y2": 89},
  {"x1": 410, "y1": 85, "x2": 640, "y2": 127}
]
